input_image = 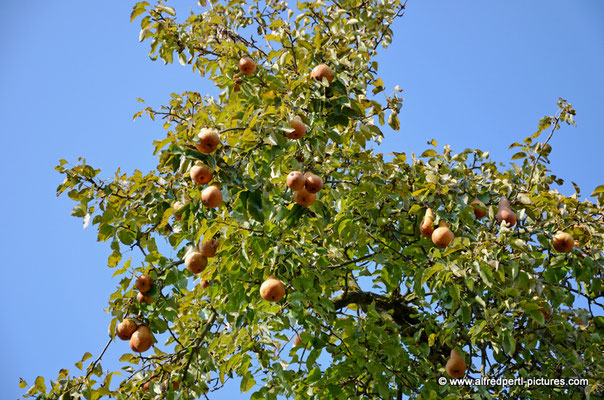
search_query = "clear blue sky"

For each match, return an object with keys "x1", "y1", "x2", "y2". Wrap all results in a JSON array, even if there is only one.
[{"x1": 1, "y1": 1, "x2": 603, "y2": 399}]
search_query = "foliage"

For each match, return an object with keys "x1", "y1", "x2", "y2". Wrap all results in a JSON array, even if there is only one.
[{"x1": 23, "y1": 0, "x2": 604, "y2": 399}]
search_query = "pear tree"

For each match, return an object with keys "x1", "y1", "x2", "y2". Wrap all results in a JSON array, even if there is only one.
[{"x1": 22, "y1": 0, "x2": 604, "y2": 399}]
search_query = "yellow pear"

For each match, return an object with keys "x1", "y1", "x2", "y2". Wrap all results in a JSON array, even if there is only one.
[
  {"x1": 293, "y1": 188, "x2": 316, "y2": 206},
  {"x1": 287, "y1": 171, "x2": 305, "y2": 191},
  {"x1": 304, "y1": 172, "x2": 323, "y2": 194},
  {"x1": 431, "y1": 221, "x2": 454, "y2": 248},
  {"x1": 420, "y1": 208, "x2": 435, "y2": 238},
  {"x1": 129, "y1": 326, "x2": 153, "y2": 353},
  {"x1": 135, "y1": 275, "x2": 153, "y2": 293},
  {"x1": 260, "y1": 276, "x2": 285, "y2": 302},
  {"x1": 185, "y1": 251, "x2": 207, "y2": 274},
  {"x1": 286, "y1": 117, "x2": 306, "y2": 139},
  {"x1": 311, "y1": 64, "x2": 334, "y2": 83},
  {"x1": 173, "y1": 201, "x2": 185, "y2": 221},
  {"x1": 471, "y1": 198, "x2": 487, "y2": 219},
  {"x1": 190, "y1": 163, "x2": 213, "y2": 185},
  {"x1": 552, "y1": 231, "x2": 574, "y2": 253},
  {"x1": 116, "y1": 318, "x2": 137, "y2": 341},
  {"x1": 195, "y1": 128, "x2": 220, "y2": 154},
  {"x1": 201, "y1": 185, "x2": 222, "y2": 208},
  {"x1": 199, "y1": 238, "x2": 220, "y2": 258},
  {"x1": 137, "y1": 291, "x2": 154, "y2": 304},
  {"x1": 496, "y1": 197, "x2": 516, "y2": 227},
  {"x1": 238, "y1": 56, "x2": 256, "y2": 75},
  {"x1": 445, "y1": 349, "x2": 466, "y2": 378}
]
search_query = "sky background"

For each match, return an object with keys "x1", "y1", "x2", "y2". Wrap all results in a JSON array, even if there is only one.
[{"x1": 1, "y1": 1, "x2": 603, "y2": 399}]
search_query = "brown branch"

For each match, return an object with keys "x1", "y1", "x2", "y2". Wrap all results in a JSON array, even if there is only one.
[
  {"x1": 328, "y1": 253, "x2": 376, "y2": 269},
  {"x1": 180, "y1": 310, "x2": 217, "y2": 382},
  {"x1": 331, "y1": 290, "x2": 419, "y2": 326},
  {"x1": 79, "y1": 337, "x2": 112, "y2": 390},
  {"x1": 527, "y1": 114, "x2": 561, "y2": 191}
]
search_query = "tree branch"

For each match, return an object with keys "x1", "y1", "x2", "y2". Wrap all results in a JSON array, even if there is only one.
[{"x1": 331, "y1": 290, "x2": 419, "y2": 326}]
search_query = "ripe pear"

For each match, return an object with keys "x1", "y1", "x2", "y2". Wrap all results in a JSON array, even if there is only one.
[
  {"x1": 311, "y1": 64, "x2": 334, "y2": 83},
  {"x1": 190, "y1": 163, "x2": 213, "y2": 185},
  {"x1": 304, "y1": 172, "x2": 323, "y2": 194},
  {"x1": 238, "y1": 56, "x2": 256, "y2": 75},
  {"x1": 496, "y1": 197, "x2": 516, "y2": 227},
  {"x1": 195, "y1": 128, "x2": 220, "y2": 154},
  {"x1": 293, "y1": 188, "x2": 316, "y2": 206},
  {"x1": 286, "y1": 117, "x2": 306, "y2": 139},
  {"x1": 431, "y1": 221, "x2": 454, "y2": 248},
  {"x1": 552, "y1": 231, "x2": 574, "y2": 253},
  {"x1": 260, "y1": 276, "x2": 286, "y2": 302},
  {"x1": 199, "y1": 238, "x2": 219, "y2": 258},
  {"x1": 185, "y1": 252, "x2": 207, "y2": 274},
  {"x1": 173, "y1": 201, "x2": 185, "y2": 221},
  {"x1": 445, "y1": 349, "x2": 466, "y2": 378},
  {"x1": 201, "y1": 185, "x2": 222, "y2": 208},
  {"x1": 287, "y1": 171, "x2": 305, "y2": 191},
  {"x1": 129, "y1": 325, "x2": 153, "y2": 353},
  {"x1": 116, "y1": 318, "x2": 137, "y2": 340},
  {"x1": 293, "y1": 334, "x2": 302, "y2": 347},
  {"x1": 471, "y1": 198, "x2": 487, "y2": 219},
  {"x1": 420, "y1": 208, "x2": 435, "y2": 238},
  {"x1": 200, "y1": 280, "x2": 210, "y2": 289},
  {"x1": 137, "y1": 291, "x2": 154, "y2": 304},
  {"x1": 135, "y1": 275, "x2": 153, "y2": 293}
]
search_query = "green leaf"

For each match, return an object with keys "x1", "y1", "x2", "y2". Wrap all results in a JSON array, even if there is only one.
[
  {"x1": 529, "y1": 310, "x2": 545, "y2": 326},
  {"x1": 591, "y1": 184, "x2": 604, "y2": 197},
  {"x1": 511, "y1": 152, "x2": 526, "y2": 160},
  {"x1": 34, "y1": 376, "x2": 46, "y2": 393},
  {"x1": 422, "y1": 264, "x2": 443, "y2": 285},
  {"x1": 240, "y1": 374, "x2": 256, "y2": 393},
  {"x1": 117, "y1": 229, "x2": 135, "y2": 246},
  {"x1": 502, "y1": 331, "x2": 516, "y2": 355},
  {"x1": 387, "y1": 112, "x2": 400, "y2": 130},
  {"x1": 246, "y1": 190, "x2": 264, "y2": 223},
  {"x1": 420, "y1": 149, "x2": 437, "y2": 158},
  {"x1": 157, "y1": 5, "x2": 176, "y2": 16},
  {"x1": 425, "y1": 173, "x2": 438, "y2": 184},
  {"x1": 130, "y1": 2, "x2": 149, "y2": 22}
]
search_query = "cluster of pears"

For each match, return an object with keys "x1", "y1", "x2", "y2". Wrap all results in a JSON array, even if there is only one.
[
  {"x1": 419, "y1": 196, "x2": 517, "y2": 249},
  {"x1": 185, "y1": 237, "x2": 220, "y2": 280},
  {"x1": 232, "y1": 56, "x2": 257, "y2": 92},
  {"x1": 116, "y1": 317, "x2": 154, "y2": 353},
  {"x1": 171, "y1": 131, "x2": 223, "y2": 217},
  {"x1": 191, "y1": 156, "x2": 223, "y2": 209},
  {"x1": 420, "y1": 208, "x2": 455, "y2": 248},
  {"x1": 136, "y1": 274, "x2": 154, "y2": 305},
  {"x1": 167, "y1": 60, "x2": 335, "y2": 320},
  {"x1": 478, "y1": 196, "x2": 575, "y2": 252},
  {"x1": 287, "y1": 171, "x2": 323, "y2": 206},
  {"x1": 113, "y1": 275, "x2": 156, "y2": 353}
]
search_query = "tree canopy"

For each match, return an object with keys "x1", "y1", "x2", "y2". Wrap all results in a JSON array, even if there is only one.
[{"x1": 22, "y1": 0, "x2": 604, "y2": 399}]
